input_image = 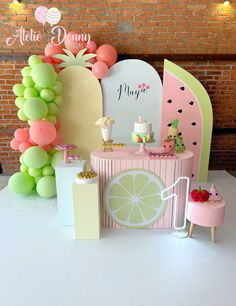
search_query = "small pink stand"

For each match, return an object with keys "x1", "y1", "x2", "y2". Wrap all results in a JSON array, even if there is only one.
[
  {"x1": 187, "y1": 199, "x2": 226, "y2": 243},
  {"x1": 136, "y1": 143, "x2": 148, "y2": 155}
]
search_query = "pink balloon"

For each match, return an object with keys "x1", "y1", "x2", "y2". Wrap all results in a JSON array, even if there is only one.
[
  {"x1": 64, "y1": 31, "x2": 88, "y2": 55},
  {"x1": 19, "y1": 141, "x2": 32, "y2": 153},
  {"x1": 41, "y1": 144, "x2": 52, "y2": 151},
  {"x1": 96, "y1": 44, "x2": 117, "y2": 67},
  {"x1": 42, "y1": 56, "x2": 54, "y2": 64},
  {"x1": 44, "y1": 42, "x2": 65, "y2": 64},
  {"x1": 92, "y1": 61, "x2": 108, "y2": 79},
  {"x1": 10, "y1": 138, "x2": 20, "y2": 150},
  {"x1": 55, "y1": 118, "x2": 61, "y2": 129},
  {"x1": 88, "y1": 57, "x2": 97, "y2": 65},
  {"x1": 86, "y1": 40, "x2": 97, "y2": 53},
  {"x1": 35, "y1": 6, "x2": 48, "y2": 25},
  {"x1": 14, "y1": 128, "x2": 29, "y2": 142},
  {"x1": 29, "y1": 120, "x2": 57, "y2": 146},
  {"x1": 52, "y1": 132, "x2": 62, "y2": 145},
  {"x1": 29, "y1": 137, "x2": 37, "y2": 145}
]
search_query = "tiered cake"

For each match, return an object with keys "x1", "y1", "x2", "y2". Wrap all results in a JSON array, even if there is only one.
[{"x1": 132, "y1": 116, "x2": 154, "y2": 143}]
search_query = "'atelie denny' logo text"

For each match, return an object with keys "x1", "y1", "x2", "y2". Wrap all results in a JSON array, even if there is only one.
[{"x1": 116, "y1": 83, "x2": 151, "y2": 101}]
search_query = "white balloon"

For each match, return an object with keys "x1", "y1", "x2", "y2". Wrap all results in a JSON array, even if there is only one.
[{"x1": 46, "y1": 7, "x2": 61, "y2": 26}]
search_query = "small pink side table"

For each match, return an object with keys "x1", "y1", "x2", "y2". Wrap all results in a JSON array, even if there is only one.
[{"x1": 187, "y1": 199, "x2": 226, "y2": 243}]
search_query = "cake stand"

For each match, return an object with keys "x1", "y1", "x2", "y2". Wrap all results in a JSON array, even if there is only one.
[{"x1": 131, "y1": 140, "x2": 155, "y2": 155}]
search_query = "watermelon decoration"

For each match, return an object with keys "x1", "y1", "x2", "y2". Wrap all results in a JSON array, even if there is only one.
[{"x1": 160, "y1": 60, "x2": 213, "y2": 182}]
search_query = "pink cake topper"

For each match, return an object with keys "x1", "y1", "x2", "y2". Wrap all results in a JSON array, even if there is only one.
[
  {"x1": 138, "y1": 116, "x2": 145, "y2": 123},
  {"x1": 208, "y1": 184, "x2": 222, "y2": 201},
  {"x1": 55, "y1": 144, "x2": 78, "y2": 163}
]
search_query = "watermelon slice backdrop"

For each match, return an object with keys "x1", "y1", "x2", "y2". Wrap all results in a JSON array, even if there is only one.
[{"x1": 160, "y1": 60, "x2": 213, "y2": 182}]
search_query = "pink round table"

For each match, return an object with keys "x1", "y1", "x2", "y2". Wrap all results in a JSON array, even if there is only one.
[
  {"x1": 187, "y1": 199, "x2": 226, "y2": 243},
  {"x1": 91, "y1": 147, "x2": 193, "y2": 229}
]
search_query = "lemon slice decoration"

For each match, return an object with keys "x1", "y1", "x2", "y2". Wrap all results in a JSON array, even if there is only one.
[{"x1": 104, "y1": 169, "x2": 167, "y2": 228}]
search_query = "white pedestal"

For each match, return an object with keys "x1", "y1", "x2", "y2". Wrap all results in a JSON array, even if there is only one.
[
  {"x1": 55, "y1": 160, "x2": 86, "y2": 225},
  {"x1": 73, "y1": 182, "x2": 100, "y2": 239}
]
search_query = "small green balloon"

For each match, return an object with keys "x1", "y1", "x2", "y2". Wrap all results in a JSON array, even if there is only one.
[
  {"x1": 51, "y1": 151, "x2": 64, "y2": 169},
  {"x1": 24, "y1": 87, "x2": 38, "y2": 99},
  {"x1": 34, "y1": 175, "x2": 43, "y2": 184},
  {"x1": 36, "y1": 176, "x2": 56, "y2": 198},
  {"x1": 51, "y1": 81, "x2": 63, "y2": 94},
  {"x1": 20, "y1": 164, "x2": 28, "y2": 172},
  {"x1": 31, "y1": 63, "x2": 56, "y2": 88},
  {"x1": 23, "y1": 97, "x2": 48, "y2": 121},
  {"x1": 49, "y1": 148, "x2": 57, "y2": 156},
  {"x1": 40, "y1": 88, "x2": 55, "y2": 102},
  {"x1": 48, "y1": 103, "x2": 58, "y2": 115},
  {"x1": 13, "y1": 84, "x2": 25, "y2": 97},
  {"x1": 28, "y1": 55, "x2": 42, "y2": 67},
  {"x1": 24, "y1": 147, "x2": 48, "y2": 169},
  {"x1": 28, "y1": 167, "x2": 42, "y2": 177},
  {"x1": 46, "y1": 154, "x2": 52, "y2": 165},
  {"x1": 17, "y1": 109, "x2": 28, "y2": 121},
  {"x1": 42, "y1": 165, "x2": 55, "y2": 176},
  {"x1": 53, "y1": 95, "x2": 63, "y2": 106},
  {"x1": 21, "y1": 66, "x2": 32, "y2": 77},
  {"x1": 8, "y1": 172, "x2": 35, "y2": 195},
  {"x1": 15, "y1": 97, "x2": 26, "y2": 108},
  {"x1": 19, "y1": 153, "x2": 25, "y2": 164},
  {"x1": 45, "y1": 115, "x2": 57, "y2": 125},
  {"x1": 22, "y1": 76, "x2": 35, "y2": 88}
]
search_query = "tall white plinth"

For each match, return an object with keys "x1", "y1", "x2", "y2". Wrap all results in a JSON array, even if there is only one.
[{"x1": 55, "y1": 160, "x2": 86, "y2": 225}]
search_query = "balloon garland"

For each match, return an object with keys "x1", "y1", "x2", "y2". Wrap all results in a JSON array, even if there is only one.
[
  {"x1": 9, "y1": 31, "x2": 118, "y2": 198},
  {"x1": 9, "y1": 55, "x2": 63, "y2": 198}
]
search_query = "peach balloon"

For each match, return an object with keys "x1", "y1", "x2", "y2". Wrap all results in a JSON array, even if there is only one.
[
  {"x1": 96, "y1": 44, "x2": 117, "y2": 67},
  {"x1": 55, "y1": 118, "x2": 61, "y2": 129},
  {"x1": 44, "y1": 42, "x2": 65, "y2": 64},
  {"x1": 64, "y1": 31, "x2": 87, "y2": 55},
  {"x1": 29, "y1": 120, "x2": 57, "y2": 146},
  {"x1": 52, "y1": 131, "x2": 62, "y2": 145},
  {"x1": 86, "y1": 40, "x2": 97, "y2": 53},
  {"x1": 19, "y1": 141, "x2": 32, "y2": 153},
  {"x1": 10, "y1": 138, "x2": 20, "y2": 150},
  {"x1": 41, "y1": 144, "x2": 52, "y2": 151},
  {"x1": 92, "y1": 61, "x2": 108, "y2": 79},
  {"x1": 14, "y1": 128, "x2": 29, "y2": 142}
]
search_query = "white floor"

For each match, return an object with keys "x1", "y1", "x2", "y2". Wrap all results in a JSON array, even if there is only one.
[{"x1": 0, "y1": 171, "x2": 235, "y2": 306}]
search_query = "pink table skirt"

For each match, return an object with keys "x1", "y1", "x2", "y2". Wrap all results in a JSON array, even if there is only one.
[{"x1": 91, "y1": 147, "x2": 194, "y2": 229}]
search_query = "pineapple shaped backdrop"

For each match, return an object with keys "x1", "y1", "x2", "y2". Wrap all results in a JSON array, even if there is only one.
[{"x1": 160, "y1": 60, "x2": 213, "y2": 182}]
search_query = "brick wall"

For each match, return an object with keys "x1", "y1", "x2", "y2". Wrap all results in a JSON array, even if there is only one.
[{"x1": 0, "y1": 0, "x2": 235, "y2": 174}]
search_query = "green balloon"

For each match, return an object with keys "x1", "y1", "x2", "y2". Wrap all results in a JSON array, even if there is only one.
[
  {"x1": 53, "y1": 95, "x2": 63, "y2": 106},
  {"x1": 36, "y1": 176, "x2": 56, "y2": 198},
  {"x1": 8, "y1": 172, "x2": 35, "y2": 195},
  {"x1": 42, "y1": 165, "x2": 55, "y2": 176},
  {"x1": 51, "y1": 81, "x2": 63, "y2": 94},
  {"x1": 17, "y1": 109, "x2": 28, "y2": 121},
  {"x1": 49, "y1": 148, "x2": 57, "y2": 155},
  {"x1": 23, "y1": 97, "x2": 48, "y2": 121},
  {"x1": 45, "y1": 115, "x2": 57, "y2": 125},
  {"x1": 13, "y1": 84, "x2": 25, "y2": 97},
  {"x1": 40, "y1": 88, "x2": 55, "y2": 102},
  {"x1": 24, "y1": 87, "x2": 38, "y2": 99},
  {"x1": 48, "y1": 103, "x2": 58, "y2": 115},
  {"x1": 22, "y1": 76, "x2": 35, "y2": 88},
  {"x1": 51, "y1": 151, "x2": 64, "y2": 169},
  {"x1": 28, "y1": 167, "x2": 42, "y2": 177},
  {"x1": 46, "y1": 154, "x2": 52, "y2": 165},
  {"x1": 21, "y1": 66, "x2": 32, "y2": 77},
  {"x1": 20, "y1": 164, "x2": 28, "y2": 172},
  {"x1": 19, "y1": 153, "x2": 25, "y2": 164},
  {"x1": 31, "y1": 63, "x2": 56, "y2": 88},
  {"x1": 34, "y1": 175, "x2": 43, "y2": 184},
  {"x1": 34, "y1": 84, "x2": 43, "y2": 92},
  {"x1": 24, "y1": 147, "x2": 48, "y2": 169},
  {"x1": 15, "y1": 97, "x2": 26, "y2": 108},
  {"x1": 28, "y1": 55, "x2": 42, "y2": 67}
]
